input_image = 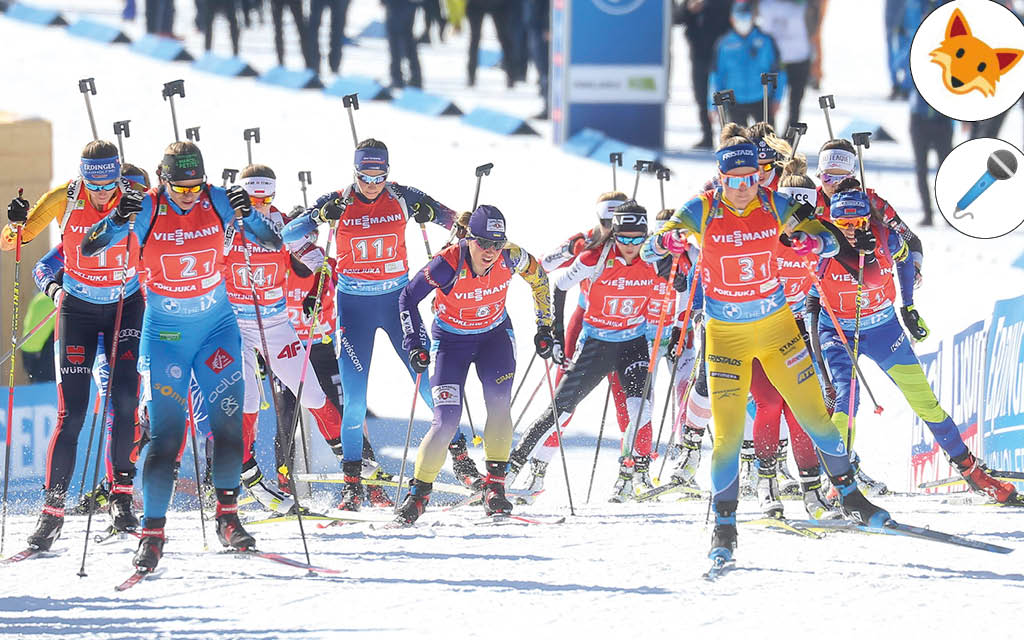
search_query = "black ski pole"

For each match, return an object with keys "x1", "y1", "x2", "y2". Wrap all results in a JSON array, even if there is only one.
[
  {"x1": 712, "y1": 89, "x2": 735, "y2": 128},
  {"x1": 631, "y1": 160, "x2": 654, "y2": 200},
  {"x1": 342, "y1": 94, "x2": 360, "y2": 146},
  {"x1": 585, "y1": 385, "x2": 612, "y2": 504},
  {"x1": 818, "y1": 94, "x2": 836, "y2": 140},
  {"x1": 298, "y1": 171, "x2": 312, "y2": 209},
  {"x1": 76, "y1": 385, "x2": 103, "y2": 502},
  {"x1": 542, "y1": 361, "x2": 575, "y2": 516},
  {"x1": 162, "y1": 80, "x2": 185, "y2": 142},
  {"x1": 609, "y1": 152, "x2": 622, "y2": 191},
  {"x1": 655, "y1": 166, "x2": 670, "y2": 212},
  {"x1": 784, "y1": 122, "x2": 808, "y2": 160},
  {"x1": 510, "y1": 352, "x2": 537, "y2": 409},
  {"x1": 244, "y1": 128, "x2": 260, "y2": 165},
  {"x1": 760, "y1": 72, "x2": 778, "y2": 124},
  {"x1": 186, "y1": 126, "x2": 201, "y2": 142},
  {"x1": 187, "y1": 417, "x2": 209, "y2": 550},
  {"x1": 78, "y1": 78, "x2": 99, "y2": 141},
  {"x1": 113, "y1": 120, "x2": 131, "y2": 161}
]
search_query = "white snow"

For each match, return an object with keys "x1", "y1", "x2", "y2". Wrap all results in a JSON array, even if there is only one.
[{"x1": 1, "y1": 1, "x2": 1023, "y2": 637}]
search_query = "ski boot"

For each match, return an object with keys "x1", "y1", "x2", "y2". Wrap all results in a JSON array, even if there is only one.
[
  {"x1": 133, "y1": 518, "x2": 166, "y2": 571},
  {"x1": 449, "y1": 432, "x2": 484, "y2": 490},
  {"x1": 756, "y1": 462, "x2": 784, "y2": 518},
  {"x1": 710, "y1": 500, "x2": 738, "y2": 562},
  {"x1": 514, "y1": 459, "x2": 548, "y2": 505},
  {"x1": 633, "y1": 455, "x2": 655, "y2": 493},
  {"x1": 27, "y1": 501, "x2": 65, "y2": 551},
  {"x1": 338, "y1": 461, "x2": 364, "y2": 511},
  {"x1": 850, "y1": 450, "x2": 889, "y2": 496},
  {"x1": 669, "y1": 427, "x2": 703, "y2": 486},
  {"x1": 505, "y1": 454, "x2": 525, "y2": 488},
  {"x1": 739, "y1": 440, "x2": 758, "y2": 499},
  {"x1": 833, "y1": 471, "x2": 891, "y2": 527},
  {"x1": 483, "y1": 461, "x2": 513, "y2": 516},
  {"x1": 953, "y1": 452, "x2": 1018, "y2": 503},
  {"x1": 776, "y1": 440, "x2": 800, "y2": 496},
  {"x1": 395, "y1": 480, "x2": 432, "y2": 525},
  {"x1": 361, "y1": 461, "x2": 395, "y2": 508},
  {"x1": 609, "y1": 457, "x2": 635, "y2": 503},
  {"x1": 71, "y1": 481, "x2": 109, "y2": 515},
  {"x1": 108, "y1": 471, "x2": 140, "y2": 532},
  {"x1": 241, "y1": 460, "x2": 295, "y2": 514},
  {"x1": 800, "y1": 475, "x2": 843, "y2": 520},
  {"x1": 215, "y1": 489, "x2": 256, "y2": 550}
]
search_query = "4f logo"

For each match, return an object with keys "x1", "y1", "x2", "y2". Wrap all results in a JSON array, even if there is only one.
[
  {"x1": 278, "y1": 341, "x2": 302, "y2": 360},
  {"x1": 206, "y1": 347, "x2": 235, "y2": 373}
]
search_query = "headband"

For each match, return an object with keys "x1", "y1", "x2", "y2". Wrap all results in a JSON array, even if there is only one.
[
  {"x1": 241, "y1": 175, "x2": 276, "y2": 197},
  {"x1": 595, "y1": 199, "x2": 625, "y2": 221},
  {"x1": 80, "y1": 155, "x2": 121, "y2": 182},
  {"x1": 817, "y1": 149, "x2": 856, "y2": 175},
  {"x1": 777, "y1": 186, "x2": 818, "y2": 207},
  {"x1": 755, "y1": 137, "x2": 778, "y2": 162},
  {"x1": 716, "y1": 143, "x2": 758, "y2": 173},
  {"x1": 354, "y1": 147, "x2": 389, "y2": 173},
  {"x1": 612, "y1": 211, "x2": 647, "y2": 233}
]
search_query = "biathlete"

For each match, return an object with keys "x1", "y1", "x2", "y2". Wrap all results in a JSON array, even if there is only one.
[
  {"x1": 83, "y1": 141, "x2": 281, "y2": 571},
  {"x1": 643, "y1": 132, "x2": 889, "y2": 562},
  {"x1": 394, "y1": 206, "x2": 554, "y2": 524},
  {"x1": 282, "y1": 138, "x2": 480, "y2": 510},
  {"x1": 3, "y1": 141, "x2": 144, "y2": 551}
]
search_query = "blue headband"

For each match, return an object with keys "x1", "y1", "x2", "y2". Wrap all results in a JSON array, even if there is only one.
[
  {"x1": 716, "y1": 143, "x2": 758, "y2": 173},
  {"x1": 829, "y1": 190, "x2": 871, "y2": 218},
  {"x1": 354, "y1": 148, "x2": 389, "y2": 173},
  {"x1": 81, "y1": 155, "x2": 121, "y2": 182},
  {"x1": 755, "y1": 138, "x2": 778, "y2": 162}
]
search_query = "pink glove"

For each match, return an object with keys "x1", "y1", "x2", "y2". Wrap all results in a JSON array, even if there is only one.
[
  {"x1": 659, "y1": 231, "x2": 688, "y2": 255},
  {"x1": 789, "y1": 231, "x2": 822, "y2": 256}
]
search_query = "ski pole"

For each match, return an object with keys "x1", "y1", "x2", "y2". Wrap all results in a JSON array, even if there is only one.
[
  {"x1": 784, "y1": 122, "x2": 808, "y2": 161},
  {"x1": 113, "y1": 120, "x2": 131, "y2": 161},
  {"x1": 585, "y1": 384, "x2": 612, "y2": 504},
  {"x1": 78, "y1": 78, "x2": 99, "y2": 141},
  {"x1": 511, "y1": 373, "x2": 545, "y2": 433},
  {"x1": 187, "y1": 417, "x2": 209, "y2": 551},
  {"x1": 712, "y1": 90, "x2": 735, "y2": 128},
  {"x1": 186, "y1": 127, "x2": 201, "y2": 142},
  {"x1": 76, "y1": 364, "x2": 106, "y2": 502},
  {"x1": 852, "y1": 132, "x2": 872, "y2": 193},
  {"x1": 631, "y1": 160, "x2": 653, "y2": 200},
  {"x1": 342, "y1": 93, "x2": 360, "y2": 146},
  {"x1": 162, "y1": 80, "x2": 185, "y2": 142},
  {"x1": 221, "y1": 169, "x2": 238, "y2": 189},
  {"x1": 542, "y1": 361, "x2": 575, "y2": 516},
  {"x1": 656, "y1": 329, "x2": 704, "y2": 482},
  {"x1": 244, "y1": 128, "x2": 260, "y2": 165},
  {"x1": 609, "y1": 152, "x2": 622, "y2": 191},
  {"x1": 1, "y1": 212, "x2": 24, "y2": 555},
  {"x1": 298, "y1": 171, "x2": 312, "y2": 209},
  {"x1": 78, "y1": 213, "x2": 136, "y2": 577},
  {"x1": 652, "y1": 341, "x2": 681, "y2": 455},
  {"x1": 509, "y1": 352, "x2": 536, "y2": 409},
  {"x1": 843, "y1": 132, "x2": 873, "y2": 451},
  {"x1": 393, "y1": 372, "x2": 421, "y2": 513},
  {"x1": 760, "y1": 73, "x2": 778, "y2": 124},
  {"x1": 0, "y1": 308, "x2": 57, "y2": 369},
  {"x1": 818, "y1": 95, "x2": 835, "y2": 140},
  {"x1": 656, "y1": 166, "x2": 670, "y2": 212}
]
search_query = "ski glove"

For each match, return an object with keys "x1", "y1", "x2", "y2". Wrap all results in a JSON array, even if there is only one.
[
  {"x1": 666, "y1": 326, "x2": 682, "y2": 362},
  {"x1": 900, "y1": 305, "x2": 929, "y2": 341},
  {"x1": 43, "y1": 279, "x2": 63, "y2": 304},
  {"x1": 784, "y1": 231, "x2": 823, "y2": 256},
  {"x1": 314, "y1": 198, "x2": 346, "y2": 223},
  {"x1": 7, "y1": 195, "x2": 29, "y2": 224},
  {"x1": 227, "y1": 185, "x2": 252, "y2": 217},
  {"x1": 410, "y1": 201, "x2": 435, "y2": 224},
  {"x1": 852, "y1": 228, "x2": 876, "y2": 253},
  {"x1": 534, "y1": 327, "x2": 557, "y2": 359},
  {"x1": 114, "y1": 190, "x2": 144, "y2": 224},
  {"x1": 790, "y1": 202, "x2": 816, "y2": 223},
  {"x1": 409, "y1": 348, "x2": 431, "y2": 374},
  {"x1": 659, "y1": 230, "x2": 687, "y2": 255}
]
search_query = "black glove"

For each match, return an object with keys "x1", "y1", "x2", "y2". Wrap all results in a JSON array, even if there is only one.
[
  {"x1": 900, "y1": 305, "x2": 930, "y2": 341},
  {"x1": 791, "y1": 201, "x2": 815, "y2": 223},
  {"x1": 852, "y1": 228, "x2": 876, "y2": 253},
  {"x1": 114, "y1": 190, "x2": 144, "y2": 224},
  {"x1": 315, "y1": 198, "x2": 346, "y2": 223},
  {"x1": 534, "y1": 327, "x2": 556, "y2": 359},
  {"x1": 43, "y1": 280, "x2": 62, "y2": 303},
  {"x1": 409, "y1": 347, "x2": 431, "y2": 374},
  {"x1": 666, "y1": 326, "x2": 682, "y2": 362},
  {"x1": 227, "y1": 185, "x2": 252, "y2": 217},
  {"x1": 7, "y1": 195, "x2": 29, "y2": 224},
  {"x1": 410, "y1": 200, "x2": 435, "y2": 224}
]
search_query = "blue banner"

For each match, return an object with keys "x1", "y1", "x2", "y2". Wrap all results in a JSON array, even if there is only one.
[{"x1": 982, "y1": 293, "x2": 1024, "y2": 472}]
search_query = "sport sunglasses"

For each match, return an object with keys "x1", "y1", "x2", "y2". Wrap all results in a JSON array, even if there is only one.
[
  {"x1": 722, "y1": 174, "x2": 759, "y2": 189},
  {"x1": 468, "y1": 235, "x2": 505, "y2": 250},
  {"x1": 83, "y1": 181, "x2": 119, "y2": 192},
  {"x1": 167, "y1": 183, "x2": 204, "y2": 194},
  {"x1": 833, "y1": 216, "x2": 869, "y2": 230},
  {"x1": 355, "y1": 170, "x2": 388, "y2": 185},
  {"x1": 614, "y1": 234, "x2": 646, "y2": 245}
]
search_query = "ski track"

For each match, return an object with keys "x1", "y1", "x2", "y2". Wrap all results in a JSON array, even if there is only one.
[{"x1": 2, "y1": 0, "x2": 1024, "y2": 637}]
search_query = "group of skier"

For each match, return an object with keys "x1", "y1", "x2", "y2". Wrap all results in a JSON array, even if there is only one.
[{"x1": 3, "y1": 109, "x2": 1019, "y2": 574}]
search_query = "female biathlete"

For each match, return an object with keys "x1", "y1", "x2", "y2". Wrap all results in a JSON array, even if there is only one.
[
  {"x1": 83, "y1": 141, "x2": 281, "y2": 571},
  {"x1": 394, "y1": 206, "x2": 554, "y2": 524},
  {"x1": 511, "y1": 202, "x2": 674, "y2": 503},
  {"x1": 643, "y1": 131, "x2": 889, "y2": 562},
  {"x1": 283, "y1": 138, "x2": 479, "y2": 510},
  {"x1": 3, "y1": 142, "x2": 144, "y2": 551},
  {"x1": 812, "y1": 181, "x2": 1019, "y2": 505}
]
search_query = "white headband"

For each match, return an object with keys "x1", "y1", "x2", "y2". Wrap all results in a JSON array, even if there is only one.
[
  {"x1": 777, "y1": 186, "x2": 818, "y2": 207},
  {"x1": 596, "y1": 199, "x2": 624, "y2": 221},
  {"x1": 241, "y1": 175, "x2": 276, "y2": 197},
  {"x1": 817, "y1": 149, "x2": 856, "y2": 175}
]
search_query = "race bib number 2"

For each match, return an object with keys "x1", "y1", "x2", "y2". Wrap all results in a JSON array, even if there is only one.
[{"x1": 161, "y1": 249, "x2": 218, "y2": 282}]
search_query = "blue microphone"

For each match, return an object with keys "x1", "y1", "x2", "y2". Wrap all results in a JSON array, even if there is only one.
[{"x1": 955, "y1": 150, "x2": 1017, "y2": 218}]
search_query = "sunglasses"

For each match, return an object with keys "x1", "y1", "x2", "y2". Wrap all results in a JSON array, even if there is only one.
[
  {"x1": 355, "y1": 170, "x2": 388, "y2": 185},
  {"x1": 167, "y1": 183, "x2": 203, "y2": 194},
  {"x1": 251, "y1": 194, "x2": 275, "y2": 205},
  {"x1": 84, "y1": 181, "x2": 119, "y2": 192},
  {"x1": 722, "y1": 174, "x2": 759, "y2": 189},
  {"x1": 819, "y1": 172, "x2": 849, "y2": 186},
  {"x1": 615, "y1": 234, "x2": 646, "y2": 245},
  {"x1": 759, "y1": 162, "x2": 775, "y2": 172},
  {"x1": 833, "y1": 216, "x2": 869, "y2": 230},
  {"x1": 469, "y1": 235, "x2": 505, "y2": 251}
]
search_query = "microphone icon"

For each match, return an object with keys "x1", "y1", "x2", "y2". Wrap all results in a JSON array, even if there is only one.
[{"x1": 954, "y1": 149, "x2": 1018, "y2": 218}]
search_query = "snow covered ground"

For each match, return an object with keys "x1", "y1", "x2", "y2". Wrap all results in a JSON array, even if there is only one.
[{"x1": 2, "y1": 1, "x2": 1024, "y2": 637}]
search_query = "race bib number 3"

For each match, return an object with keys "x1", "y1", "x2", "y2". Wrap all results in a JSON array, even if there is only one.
[
  {"x1": 350, "y1": 234, "x2": 399, "y2": 263},
  {"x1": 161, "y1": 249, "x2": 218, "y2": 282},
  {"x1": 720, "y1": 252, "x2": 772, "y2": 286}
]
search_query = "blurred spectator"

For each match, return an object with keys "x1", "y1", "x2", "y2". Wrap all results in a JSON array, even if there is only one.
[
  {"x1": 385, "y1": 0, "x2": 423, "y2": 88},
  {"x1": 526, "y1": 0, "x2": 550, "y2": 119},
  {"x1": 203, "y1": 0, "x2": 241, "y2": 55},
  {"x1": 757, "y1": 0, "x2": 821, "y2": 129},
  {"x1": 909, "y1": 87, "x2": 952, "y2": 226},
  {"x1": 123, "y1": 0, "x2": 136, "y2": 21},
  {"x1": 21, "y1": 292, "x2": 56, "y2": 384},
  {"x1": 145, "y1": 0, "x2": 176, "y2": 37},
  {"x1": 968, "y1": 2, "x2": 1024, "y2": 138},
  {"x1": 464, "y1": 0, "x2": 519, "y2": 88},
  {"x1": 309, "y1": 0, "x2": 352, "y2": 75},
  {"x1": 885, "y1": 0, "x2": 909, "y2": 99},
  {"x1": 241, "y1": 0, "x2": 265, "y2": 28},
  {"x1": 678, "y1": 0, "x2": 734, "y2": 149},
  {"x1": 419, "y1": 0, "x2": 447, "y2": 43},
  {"x1": 272, "y1": 0, "x2": 314, "y2": 68},
  {"x1": 709, "y1": 0, "x2": 786, "y2": 128}
]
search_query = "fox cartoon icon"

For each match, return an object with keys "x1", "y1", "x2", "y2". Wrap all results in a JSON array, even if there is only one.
[{"x1": 930, "y1": 7, "x2": 1023, "y2": 97}]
